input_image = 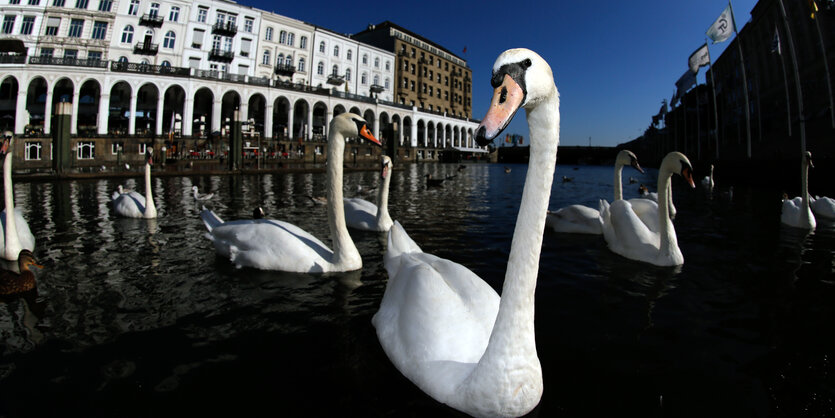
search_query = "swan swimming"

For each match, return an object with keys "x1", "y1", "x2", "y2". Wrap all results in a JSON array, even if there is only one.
[
  {"x1": 374, "y1": 48, "x2": 557, "y2": 417},
  {"x1": 0, "y1": 133, "x2": 35, "y2": 261},
  {"x1": 343, "y1": 155, "x2": 393, "y2": 232},
  {"x1": 200, "y1": 113, "x2": 381, "y2": 272},
  {"x1": 781, "y1": 151, "x2": 816, "y2": 230},
  {"x1": 112, "y1": 150, "x2": 158, "y2": 219}
]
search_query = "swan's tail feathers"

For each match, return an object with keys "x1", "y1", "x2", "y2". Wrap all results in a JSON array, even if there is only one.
[
  {"x1": 598, "y1": 199, "x2": 611, "y2": 222},
  {"x1": 387, "y1": 221, "x2": 422, "y2": 257},
  {"x1": 200, "y1": 208, "x2": 224, "y2": 232}
]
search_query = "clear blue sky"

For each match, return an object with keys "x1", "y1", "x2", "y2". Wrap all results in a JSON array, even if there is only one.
[{"x1": 245, "y1": 0, "x2": 758, "y2": 147}]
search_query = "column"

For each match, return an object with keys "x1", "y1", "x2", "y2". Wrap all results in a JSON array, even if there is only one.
[
  {"x1": 155, "y1": 94, "x2": 164, "y2": 135},
  {"x1": 97, "y1": 93, "x2": 110, "y2": 135},
  {"x1": 410, "y1": 121, "x2": 417, "y2": 148},
  {"x1": 183, "y1": 96, "x2": 194, "y2": 137},
  {"x1": 14, "y1": 90, "x2": 27, "y2": 134},
  {"x1": 325, "y1": 109, "x2": 333, "y2": 139},
  {"x1": 433, "y1": 125, "x2": 438, "y2": 148},
  {"x1": 306, "y1": 108, "x2": 313, "y2": 141},
  {"x1": 264, "y1": 103, "x2": 273, "y2": 139},
  {"x1": 70, "y1": 84, "x2": 80, "y2": 135},
  {"x1": 373, "y1": 115, "x2": 380, "y2": 139},
  {"x1": 211, "y1": 99, "x2": 221, "y2": 133},
  {"x1": 397, "y1": 118, "x2": 403, "y2": 145},
  {"x1": 43, "y1": 90, "x2": 53, "y2": 135},
  {"x1": 128, "y1": 91, "x2": 137, "y2": 135}
]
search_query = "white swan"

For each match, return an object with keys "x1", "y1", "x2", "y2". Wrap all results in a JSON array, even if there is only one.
[
  {"x1": 374, "y1": 48, "x2": 557, "y2": 417},
  {"x1": 600, "y1": 151, "x2": 695, "y2": 266},
  {"x1": 112, "y1": 150, "x2": 157, "y2": 219},
  {"x1": 0, "y1": 133, "x2": 35, "y2": 261},
  {"x1": 343, "y1": 155, "x2": 393, "y2": 232},
  {"x1": 811, "y1": 195, "x2": 835, "y2": 220},
  {"x1": 546, "y1": 149, "x2": 643, "y2": 234},
  {"x1": 192, "y1": 185, "x2": 215, "y2": 201},
  {"x1": 701, "y1": 164, "x2": 714, "y2": 190},
  {"x1": 781, "y1": 151, "x2": 816, "y2": 229},
  {"x1": 200, "y1": 113, "x2": 381, "y2": 272}
]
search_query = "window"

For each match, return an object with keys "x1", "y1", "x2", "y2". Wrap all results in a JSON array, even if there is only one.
[
  {"x1": 20, "y1": 16, "x2": 34, "y2": 35},
  {"x1": 91, "y1": 21, "x2": 106, "y2": 39},
  {"x1": 299, "y1": 36, "x2": 307, "y2": 49},
  {"x1": 118, "y1": 56, "x2": 127, "y2": 62},
  {"x1": 111, "y1": 141, "x2": 123, "y2": 155},
  {"x1": 149, "y1": 2, "x2": 159, "y2": 17},
  {"x1": 9, "y1": 0, "x2": 20, "y2": 4},
  {"x1": 265, "y1": 27, "x2": 272, "y2": 41},
  {"x1": 97, "y1": 0, "x2": 111, "y2": 12},
  {"x1": 137, "y1": 143, "x2": 147, "y2": 155},
  {"x1": 385, "y1": 78, "x2": 390, "y2": 89},
  {"x1": 163, "y1": 31, "x2": 175, "y2": 49},
  {"x1": 262, "y1": 50, "x2": 270, "y2": 65},
  {"x1": 279, "y1": 30, "x2": 286, "y2": 44},
  {"x1": 52, "y1": 0, "x2": 64, "y2": 5},
  {"x1": 87, "y1": 51, "x2": 101, "y2": 61},
  {"x1": 331, "y1": 65, "x2": 338, "y2": 76},
  {"x1": 385, "y1": 60, "x2": 390, "y2": 71},
  {"x1": 211, "y1": 35, "x2": 221, "y2": 51},
  {"x1": 244, "y1": 17, "x2": 253, "y2": 33},
  {"x1": 316, "y1": 61, "x2": 323, "y2": 75},
  {"x1": 287, "y1": 33, "x2": 294, "y2": 46},
  {"x1": 319, "y1": 41, "x2": 324, "y2": 53},
  {"x1": 188, "y1": 57, "x2": 199, "y2": 68},
  {"x1": 2, "y1": 16, "x2": 15, "y2": 34},
  {"x1": 222, "y1": 36, "x2": 231, "y2": 51},
  {"x1": 128, "y1": 0, "x2": 139, "y2": 15},
  {"x1": 197, "y1": 7, "x2": 207, "y2": 23},
  {"x1": 276, "y1": 53, "x2": 283, "y2": 66},
  {"x1": 361, "y1": 72, "x2": 367, "y2": 85},
  {"x1": 169, "y1": 6, "x2": 179, "y2": 22},
  {"x1": 68, "y1": 18, "x2": 83, "y2": 37},
  {"x1": 77, "y1": 142, "x2": 94, "y2": 159},
  {"x1": 160, "y1": 60, "x2": 169, "y2": 66},
  {"x1": 64, "y1": 49, "x2": 77, "y2": 59},
  {"x1": 25, "y1": 142, "x2": 42, "y2": 161},
  {"x1": 346, "y1": 49, "x2": 352, "y2": 60},
  {"x1": 297, "y1": 57, "x2": 304, "y2": 72},
  {"x1": 373, "y1": 75, "x2": 379, "y2": 85},
  {"x1": 285, "y1": 55, "x2": 291, "y2": 66},
  {"x1": 345, "y1": 68, "x2": 351, "y2": 81},
  {"x1": 333, "y1": 45, "x2": 339, "y2": 57},
  {"x1": 374, "y1": 57, "x2": 379, "y2": 68},
  {"x1": 240, "y1": 38, "x2": 251, "y2": 56},
  {"x1": 192, "y1": 28, "x2": 204, "y2": 47},
  {"x1": 75, "y1": 0, "x2": 88, "y2": 8},
  {"x1": 362, "y1": 54, "x2": 367, "y2": 65},
  {"x1": 39, "y1": 48, "x2": 54, "y2": 57}
]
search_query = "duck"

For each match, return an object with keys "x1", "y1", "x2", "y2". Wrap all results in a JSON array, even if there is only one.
[
  {"x1": 811, "y1": 195, "x2": 835, "y2": 220},
  {"x1": 600, "y1": 151, "x2": 695, "y2": 266},
  {"x1": 0, "y1": 249, "x2": 42, "y2": 295},
  {"x1": 0, "y1": 133, "x2": 35, "y2": 261},
  {"x1": 373, "y1": 48, "x2": 556, "y2": 417},
  {"x1": 343, "y1": 155, "x2": 393, "y2": 232},
  {"x1": 781, "y1": 151, "x2": 816, "y2": 229},
  {"x1": 457, "y1": 164, "x2": 466, "y2": 172},
  {"x1": 192, "y1": 185, "x2": 215, "y2": 201},
  {"x1": 628, "y1": 176, "x2": 637, "y2": 184},
  {"x1": 424, "y1": 173, "x2": 444, "y2": 188},
  {"x1": 701, "y1": 164, "x2": 715, "y2": 190},
  {"x1": 199, "y1": 113, "x2": 381, "y2": 272},
  {"x1": 546, "y1": 149, "x2": 643, "y2": 234},
  {"x1": 112, "y1": 150, "x2": 157, "y2": 219},
  {"x1": 504, "y1": 166, "x2": 512, "y2": 173},
  {"x1": 562, "y1": 175, "x2": 574, "y2": 182}
]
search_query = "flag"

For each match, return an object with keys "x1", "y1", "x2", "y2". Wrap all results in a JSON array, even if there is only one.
[
  {"x1": 505, "y1": 134, "x2": 511, "y2": 143},
  {"x1": 660, "y1": 99, "x2": 668, "y2": 115},
  {"x1": 675, "y1": 70, "x2": 697, "y2": 101},
  {"x1": 688, "y1": 43, "x2": 710, "y2": 74},
  {"x1": 706, "y1": 4, "x2": 736, "y2": 44},
  {"x1": 771, "y1": 25, "x2": 781, "y2": 55}
]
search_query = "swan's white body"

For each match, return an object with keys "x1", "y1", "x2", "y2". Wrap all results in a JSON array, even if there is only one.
[
  {"x1": 0, "y1": 139, "x2": 35, "y2": 261},
  {"x1": 374, "y1": 49, "x2": 556, "y2": 417},
  {"x1": 701, "y1": 164, "x2": 714, "y2": 190},
  {"x1": 112, "y1": 155, "x2": 157, "y2": 219},
  {"x1": 811, "y1": 195, "x2": 835, "y2": 220},
  {"x1": 200, "y1": 113, "x2": 380, "y2": 272},
  {"x1": 601, "y1": 151, "x2": 695, "y2": 266},
  {"x1": 781, "y1": 152, "x2": 816, "y2": 230},
  {"x1": 546, "y1": 149, "x2": 642, "y2": 234},
  {"x1": 192, "y1": 185, "x2": 214, "y2": 201},
  {"x1": 344, "y1": 155, "x2": 393, "y2": 232}
]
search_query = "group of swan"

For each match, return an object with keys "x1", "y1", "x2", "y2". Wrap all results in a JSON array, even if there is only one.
[{"x1": 781, "y1": 151, "x2": 834, "y2": 230}]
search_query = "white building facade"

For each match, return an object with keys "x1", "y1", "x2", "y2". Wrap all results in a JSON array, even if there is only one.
[
  {"x1": 255, "y1": 12, "x2": 311, "y2": 85},
  {"x1": 181, "y1": 0, "x2": 260, "y2": 76}
]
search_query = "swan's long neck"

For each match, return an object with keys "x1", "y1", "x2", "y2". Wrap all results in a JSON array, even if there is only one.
[
  {"x1": 326, "y1": 132, "x2": 360, "y2": 268},
  {"x1": 613, "y1": 161, "x2": 624, "y2": 200},
  {"x1": 472, "y1": 92, "x2": 558, "y2": 383},
  {"x1": 375, "y1": 169, "x2": 392, "y2": 226},
  {"x1": 801, "y1": 158, "x2": 810, "y2": 212},
  {"x1": 657, "y1": 169, "x2": 678, "y2": 257},
  {"x1": 3, "y1": 151, "x2": 20, "y2": 259},
  {"x1": 143, "y1": 162, "x2": 157, "y2": 218}
]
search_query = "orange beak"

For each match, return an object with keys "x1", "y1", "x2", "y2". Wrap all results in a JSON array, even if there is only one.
[
  {"x1": 682, "y1": 167, "x2": 695, "y2": 188},
  {"x1": 475, "y1": 74, "x2": 525, "y2": 145},
  {"x1": 359, "y1": 124, "x2": 381, "y2": 146}
]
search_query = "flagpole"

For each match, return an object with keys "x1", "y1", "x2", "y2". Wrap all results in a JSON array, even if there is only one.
[
  {"x1": 810, "y1": 0, "x2": 835, "y2": 128},
  {"x1": 696, "y1": 81, "x2": 702, "y2": 160},
  {"x1": 777, "y1": 0, "x2": 808, "y2": 155},
  {"x1": 729, "y1": 0, "x2": 752, "y2": 158},
  {"x1": 775, "y1": 25, "x2": 792, "y2": 136},
  {"x1": 706, "y1": 40, "x2": 720, "y2": 160}
]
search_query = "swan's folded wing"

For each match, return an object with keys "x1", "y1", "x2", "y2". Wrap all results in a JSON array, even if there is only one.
[
  {"x1": 344, "y1": 198, "x2": 378, "y2": 230},
  {"x1": 605, "y1": 200, "x2": 659, "y2": 259},
  {"x1": 344, "y1": 197, "x2": 377, "y2": 212},
  {"x1": 12, "y1": 208, "x2": 34, "y2": 251}
]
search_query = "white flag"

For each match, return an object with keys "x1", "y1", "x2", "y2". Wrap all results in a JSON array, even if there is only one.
[
  {"x1": 675, "y1": 70, "x2": 697, "y2": 99},
  {"x1": 706, "y1": 4, "x2": 736, "y2": 44},
  {"x1": 688, "y1": 43, "x2": 710, "y2": 74}
]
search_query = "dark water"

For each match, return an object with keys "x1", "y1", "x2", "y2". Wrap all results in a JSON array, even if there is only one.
[{"x1": 0, "y1": 163, "x2": 833, "y2": 417}]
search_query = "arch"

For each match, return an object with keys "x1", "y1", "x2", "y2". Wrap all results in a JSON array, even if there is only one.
[
  {"x1": 220, "y1": 90, "x2": 241, "y2": 135},
  {"x1": 349, "y1": 106, "x2": 361, "y2": 116},
  {"x1": 467, "y1": 128, "x2": 474, "y2": 148},
  {"x1": 272, "y1": 96, "x2": 291, "y2": 138},
  {"x1": 292, "y1": 98, "x2": 309, "y2": 141},
  {"x1": 163, "y1": 84, "x2": 186, "y2": 137},
  {"x1": 417, "y1": 119, "x2": 426, "y2": 147},
  {"x1": 136, "y1": 82, "x2": 159, "y2": 135},
  {"x1": 379, "y1": 111, "x2": 392, "y2": 146},
  {"x1": 333, "y1": 104, "x2": 346, "y2": 117},
  {"x1": 427, "y1": 121, "x2": 436, "y2": 148},
  {"x1": 77, "y1": 79, "x2": 101, "y2": 135},
  {"x1": 391, "y1": 113, "x2": 402, "y2": 145},
  {"x1": 108, "y1": 81, "x2": 131, "y2": 135},
  {"x1": 192, "y1": 87, "x2": 213, "y2": 137},
  {"x1": 247, "y1": 93, "x2": 266, "y2": 137},
  {"x1": 0, "y1": 76, "x2": 19, "y2": 132},
  {"x1": 402, "y1": 116, "x2": 413, "y2": 145},
  {"x1": 445, "y1": 125, "x2": 452, "y2": 147},
  {"x1": 312, "y1": 101, "x2": 328, "y2": 139},
  {"x1": 436, "y1": 122, "x2": 445, "y2": 147}
]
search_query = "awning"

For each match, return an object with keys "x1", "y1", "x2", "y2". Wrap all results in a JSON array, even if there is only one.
[
  {"x1": 453, "y1": 146, "x2": 489, "y2": 154},
  {"x1": 0, "y1": 39, "x2": 26, "y2": 54}
]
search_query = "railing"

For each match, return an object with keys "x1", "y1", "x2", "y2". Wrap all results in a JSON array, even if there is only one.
[
  {"x1": 110, "y1": 61, "x2": 190, "y2": 77},
  {"x1": 211, "y1": 22, "x2": 237, "y2": 36},
  {"x1": 326, "y1": 73, "x2": 345, "y2": 85},
  {"x1": 378, "y1": 99, "x2": 412, "y2": 110},
  {"x1": 28, "y1": 56, "x2": 108, "y2": 68},
  {"x1": 134, "y1": 42, "x2": 159, "y2": 55},
  {"x1": 208, "y1": 48, "x2": 234, "y2": 62},
  {"x1": 370, "y1": 84, "x2": 385, "y2": 93},
  {"x1": 274, "y1": 64, "x2": 295, "y2": 76},
  {"x1": 330, "y1": 90, "x2": 376, "y2": 105},
  {"x1": 138, "y1": 13, "x2": 164, "y2": 27},
  {"x1": 0, "y1": 54, "x2": 26, "y2": 64}
]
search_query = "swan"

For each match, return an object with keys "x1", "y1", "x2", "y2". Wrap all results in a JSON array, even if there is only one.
[
  {"x1": 343, "y1": 155, "x2": 393, "y2": 232},
  {"x1": 112, "y1": 150, "x2": 157, "y2": 219},
  {"x1": 192, "y1": 185, "x2": 215, "y2": 201},
  {"x1": 811, "y1": 195, "x2": 835, "y2": 220},
  {"x1": 0, "y1": 249, "x2": 42, "y2": 295},
  {"x1": 0, "y1": 133, "x2": 35, "y2": 261},
  {"x1": 701, "y1": 164, "x2": 714, "y2": 190},
  {"x1": 781, "y1": 151, "x2": 816, "y2": 229},
  {"x1": 546, "y1": 149, "x2": 643, "y2": 234},
  {"x1": 373, "y1": 48, "x2": 557, "y2": 417},
  {"x1": 600, "y1": 151, "x2": 695, "y2": 266},
  {"x1": 200, "y1": 113, "x2": 381, "y2": 272}
]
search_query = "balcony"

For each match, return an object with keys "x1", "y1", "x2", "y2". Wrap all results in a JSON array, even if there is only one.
[
  {"x1": 28, "y1": 56, "x2": 108, "y2": 68},
  {"x1": 134, "y1": 42, "x2": 159, "y2": 55},
  {"x1": 0, "y1": 54, "x2": 27, "y2": 64},
  {"x1": 212, "y1": 22, "x2": 237, "y2": 37},
  {"x1": 274, "y1": 64, "x2": 295, "y2": 76},
  {"x1": 370, "y1": 84, "x2": 385, "y2": 93},
  {"x1": 138, "y1": 13, "x2": 164, "y2": 28},
  {"x1": 110, "y1": 61, "x2": 190, "y2": 77},
  {"x1": 326, "y1": 73, "x2": 345, "y2": 86},
  {"x1": 208, "y1": 48, "x2": 234, "y2": 63}
]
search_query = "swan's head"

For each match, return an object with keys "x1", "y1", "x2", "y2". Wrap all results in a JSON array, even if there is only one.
[
  {"x1": 804, "y1": 151, "x2": 814, "y2": 168},
  {"x1": 661, "y1": 151, "x2": 695, "y2": 188},
  {"x1": 617, "y1": 150, "x2": 644, "y2": 173},
  {"x1": 381, "y1": 155, "x2": 392, "y2": 179},
  {"x1": 192, "y1": 185, "x2": 198, "y2": 192},
  {"x1": 331, "y1": 113, "x2": 381, "y2": 146},
  {"x1": 475, "y1": 48, "x2": 556, "y2": 146},
  {"x1": 0, "y1": 131, "x2": 12, "y2": 157},
  {"x1": 145, "y1": 148, "x2": 154, "y2": 166}
]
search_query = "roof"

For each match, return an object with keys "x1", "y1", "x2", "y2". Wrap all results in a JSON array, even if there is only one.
[{"x1": 354, "y1": 21, "x2": 466, "y2": 63}]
